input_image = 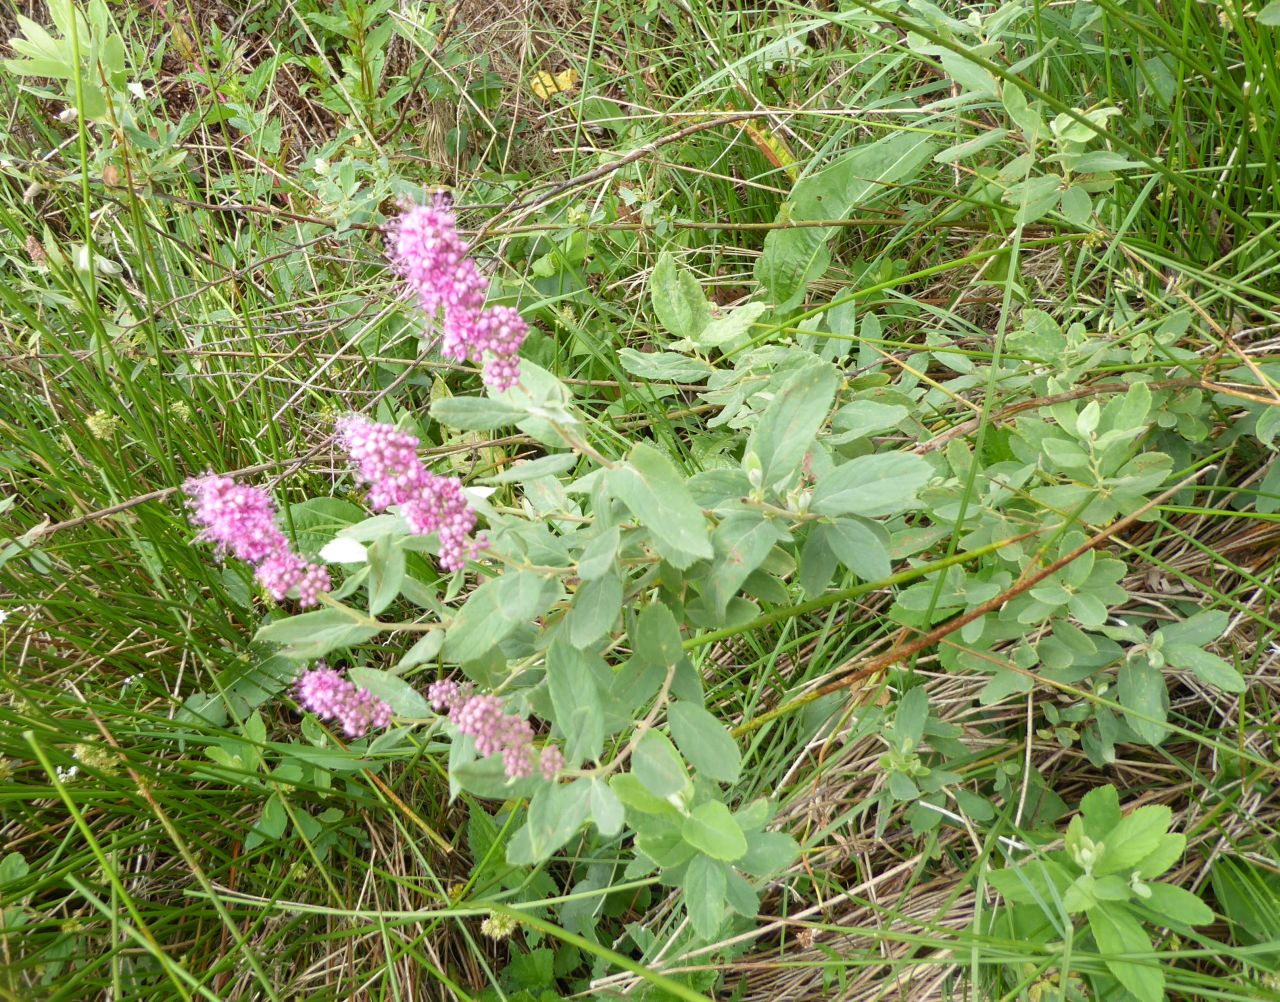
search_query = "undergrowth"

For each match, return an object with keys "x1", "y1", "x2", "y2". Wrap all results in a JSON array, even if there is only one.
[{"x1": 2, "y1": 0, "x2": 1280, "y2": 1000}]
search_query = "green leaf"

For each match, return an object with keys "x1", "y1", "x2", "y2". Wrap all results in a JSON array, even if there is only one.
[
  {"x1": 755, "y1": 133, "x2": 935, "y2": 310},
  {"x1": 347, "y1": 667, "x2": 431, "y2": 718},
  {"x1": 607, "y1": 443, "x2": 712, "y2": 569},
  {"x1": 706, "y1": 514, "x2": 781, "y2": 618},
  {"x1": 444, "y1": 571, "x2": 559, "y2": 663},
  {"x1": 1259, "y1": 1, "x2": 1280, "y2": 26},
  {"x1": 578, "y1": 526, "x2": 620, "y2": 581},
  {"x1": 366, "y1": 536, "x2": 405, "y2": 616},
  {"x1": 683, "y1": 801, "x2": 747, "y2": 861},
  {"x1": 650, "y1": 250, "x2": 710, "y2": 340},
  {"x1": 1141, "y1": 883, "x2": 1213, "y2": 926},
  {"x1": 633, "y1": 731, "x2": 688, "y2": 798},
  {"x1": 819, "y1": 517, "x2": 891, "y2": 581},
  {"x1": 1088, "y1": 904, "x2": 1163, "y2": 1002},
  {"x1": 668, "y1": 701, "x2": 741, "y2": 783},
  {"x1": 397, "y1": 630, "x2": 445, "y2": 671},
  {"x1": 618, "y1": 348, "x2": 715, "y2": 383},
  {"x1": 566, "y1": 572, "x2": 623, "y2": 648},
  {"x1": 1117, "y1": 659, "x2": 1170, "y2": 746},
  {"x1": 610, "y1": 772, "x2": 679, "y2": 815},
  {"x1": 482, "y1": 453, "x2": 578, "y2": 485},
  {"x1": 1096, "y1": 806, "x2": 1173, "y2": 876},
  {"x1": 587, "y1": 778, "x2": 624, "y2": 837},
  {"x1": 254, "y1": 608, "x2": 380, "y2": 661},
  {"x1": 683, "y1": 854, "x2": 728, "y2": 939},
  {"x1": 634, "y1": 601, "x2": 684, "y2": 667},
  {"x1": 745, "y1": 359, "x2": 840, "y2": 492},
  {"x1": 891, "y1": 686, "x2": 929, "y2": 747},
  {"x1": 429, "y1": 395, "x2": 529, "y2": 430},
  {"x1": 506, "y1": 780, "x2": 592, "y2": 864},
  {"x1": 1163, "y1": 643, "x2": 1245, "y2": 693},
  {"x1": 811, "y1": 452, "x2": 932, "y2": 517},
  {"x1": 547, "y1": 640, "x2": 605, "y2": 764},
  {"x1": 739, "y1": 830, "x2": 799, "y2": 878},
  {"x1": 694, "y1": 301, "x2": 769, "y2": 348},
  {"x1": 285, "y1": 497, "x2": 365, "y2": 555}
]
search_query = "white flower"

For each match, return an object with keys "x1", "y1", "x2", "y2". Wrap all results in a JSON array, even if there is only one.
[{"x1": 320, "y1": 537, "x2": 368, "y2": 564}]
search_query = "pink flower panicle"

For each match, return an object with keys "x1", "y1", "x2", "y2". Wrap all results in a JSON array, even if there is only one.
[
  {"x1": 388, "y1": 195, "x2": 528, "y2": 392},
  {"x1": 296, "y1": 663, "x2": 392, "y2": 739},
  {"x1": 427, "y1": 677, "x2": 560, "y2": 782},
  {"x1": 336, "y1": 416, "x2": 486, "y2": 571},
  {"x1": 185, "y1": 474, "x2": 330, "y2": 607}
]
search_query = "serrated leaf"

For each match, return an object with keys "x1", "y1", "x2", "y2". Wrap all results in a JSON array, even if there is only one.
[
  {"x1": 668, "y1": 701, "x2": 741, "y2": 783},
  {"x1": 348, "y1": 667, "x2": 431, "y2": 718},
  {"x1": 811, "y1": 452, "x2": 932, "y2": 517},
  {"x1": 607, "y1": 443, "x2": 712, "y2": 569}
]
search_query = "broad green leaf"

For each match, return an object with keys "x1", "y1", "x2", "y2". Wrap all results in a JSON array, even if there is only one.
[
  {"x1": 285, "y1": 497, "x2": 365, "y2": 555},
  {"x1": 668, "y1": 701, "x2": 741, "y2": 783},
  {"x1": 695, "y1": 301, "x2": 769, "y2": 348},
  {"x1": 1117, "y1": 659, "x2": 1169, "y2": 746},
  {"x1": 891, "y1": 686, "x2": 930, "y2": 747},
  {"x1": 567, "y1": 572, "x2": 623, "y2": 648},
  {"x1": 1096, "y1": 806, "x2": 1173, "y2": 876},
  {"x1": 682, "y1": 801, "x2": 747, "y2": 861},
  {"x1": 634, "y1": 600, "x2": 684, "y2": 667},
  {"x1": 547, "y1": 640, "x2": 605, "y2": 764},
  {"x1": 444, "y1": 571, "x2": 560, "y2": 663},
  {"x1": 1261, "y1": 1, "x2": 1280, "y2": 26},
  {"x1": 829, "y1": 399, "x2": 909, "y2": 443},
  {"x1": 940, "y1": 50, "x2": 996, "y2": 95},
  {"x1": 819, "y1": 517, "x2": 891, "y2": 581},
  {"x1": 1080, "y1": 785, "x2": 1121, "y2": 840},
  {"x1": 1164, "y1": 643, "x2": 1245, "y2": 693},
  {"x1": 482, "y1": 453, "x2": 578, "y2": 484},
  {"x1": 506, "y1": 780, "x2": 592, "y2": 864},
  {"x1": 811, "y1": 452, "x2": 932, "y2": 517},
  {"x1": 1088, "y1": 904, "x2": 1163, "y2": 1002},
  {"x1": 650, "y1": 251, "x2": 710, "y2": 340},
  {"x1": 577, "y1": 526, "x2": 620, "y2": 581},
  {"x1": 429, "y1": 395, "x2": 529, "y2": 430},
  {"x1": 756, "y1": 133, "x2": 935, "y2": 310},
  {"x1": 254, "y1": 608, "x2": 379, "y2": 661},
  {"x1": 607, "y1": 443, "x2": 712, "y2": 569},
  {"x1": 739, "y1": 830, "x2": 799, "y2": 878},
  {"x1": 610, "y1": 772, "x2": 679, "y2": 815},
  {"x1": 397, "y1": 630, "x2": 445, "y2": 671},
  {"x1": 706, "y1": 514, "x2": 781, "y2": 618},
  {"x1": 618, "y1": 348, "x2": 715, "y2": 383},
  {"x1": 1141, "y1": 883, "x2": 1213, "y2": 926},
  {"x1": 348, "y1": 667, "x2": 431, "y2": 718},
  {"x1": 683, "y1": 854, "x2": 728, "y2": 939},
  {"x1": 366, "y1": 536, "x2": 405, "y2": 616},
  {"x1": 745, "y1": 359, "x2": 839, "y2": 492},
  {"x1": 587, "y1": 778, "x2": 624, "y2": 836},
  {"x1": 633, "y1": 731, "x2": 688, "y2": 798}
]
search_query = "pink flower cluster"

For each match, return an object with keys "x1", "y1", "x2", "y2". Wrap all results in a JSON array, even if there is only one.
[
  {"x1": 389, "y1": 195, "x2": 528, "y2": 391},
  {"x1": 427, "y1": 679, "x2": 563, "y2": 781},
  {"x1": 185, "y1": 474, "x2": 330, "y2": 607},
  {"x1": 336, "y1": 415, "x2": 486, "y2": 571},
  {"x1": 296, "y1": 663, "x2": 392, "y2": 738}
]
